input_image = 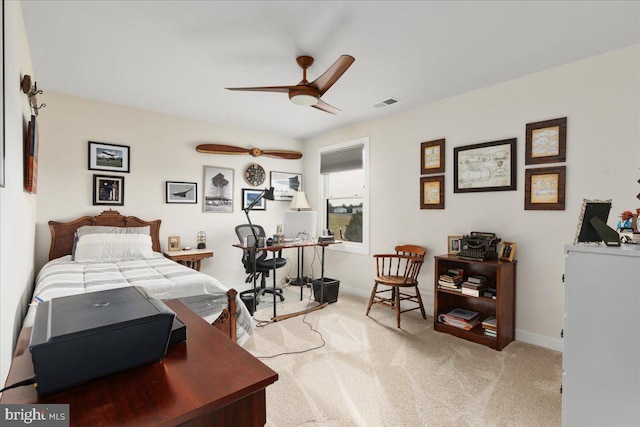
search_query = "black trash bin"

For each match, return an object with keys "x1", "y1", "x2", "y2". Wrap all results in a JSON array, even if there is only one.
[
  {"x1": 240, "y1": 292, "x2": 258, "y2": 315},
  {"x1": 312, "y1": 278, "x2": 340, "y2": 304}
]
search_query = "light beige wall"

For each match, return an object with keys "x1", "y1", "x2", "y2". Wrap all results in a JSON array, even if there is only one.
[
  {"x1": 0, "y1": 1, "x2": 37, "y2": 383},
  {"x1": 34, "y1": 93, "x2": 302, "y2": 288},
  {"x1": 303, "y1": 45, "x2": 640, "y2": 350}
]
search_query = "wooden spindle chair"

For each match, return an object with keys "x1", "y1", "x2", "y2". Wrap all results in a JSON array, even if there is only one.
[{"x1": 366, "y1": 244, "x2": 427, "y2": 328}]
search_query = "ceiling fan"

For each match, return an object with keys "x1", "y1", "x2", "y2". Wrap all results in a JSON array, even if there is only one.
[{"x1": 226, "y1": 54, "x2": 355, "y2": 114}]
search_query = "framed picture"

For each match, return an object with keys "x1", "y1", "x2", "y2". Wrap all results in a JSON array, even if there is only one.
[
  {"x1": 0, "y1": 0, "x2": 5, "y2": 188},
  {"x1": 524, "y1": 166, "x2": 566, "y2": 210},
  {"x1": 420, "y1": 139, "x2": 445, "y2": 175},
  {"x1": 203, "y1": 165, "x2": 233, "y2": 213},
  {"x1": 92, "y1": 174, "x2": 125, "y2": 206},
  {"x1": 168, "y1": 236, "x2": 181, "y2": 251},
  {"x1": 166, "y1": 181, "x2": 197, "y2": 204},
  {"x1": 525, "y1": 117, "x2": 567, "y2": 165},
  {"x1": 270, "y1": 171, "x2": 302, "y2": 201},
  {"x1": 25, "y1": 115, "x2": 38, "y2": 193},
  {"x1": 573, "y1": 199, "x2": 612, "y2": 244},
  {"x1": 448, "y1": 235, "x2": 462, "y2": 255},
  {"x1": 420, "y1": 175, "x2": 444, "y2": 209},
  {"x1": 88, "y1": 141, "x2": 130, "y2": 173},
  {"x1": 499, "y1": 241, "x2": 516, "y2": 262},
  {"x1": 242, "y1": 188, "x2": 267, "y2": 211},
  {"x1": 454, "y1": 138, "x2": 517, "y2": 193}
]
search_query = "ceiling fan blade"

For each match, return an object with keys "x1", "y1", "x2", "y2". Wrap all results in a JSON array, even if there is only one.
[
  {"x1": 261, "y1": 150, "x2": 303, "y2": 160},
  {"x1": 312, "y1": 99, "x2": 341, "y2": 115},
  {"x1": 225, "y1": 85, "x2": 294, "y2": 93},
  {"x1": 310, "y1": 55, "x2": 355, "y2": 96},
  {"x1": 196, "y1": 144, "x2": 251, "y2": 155}
]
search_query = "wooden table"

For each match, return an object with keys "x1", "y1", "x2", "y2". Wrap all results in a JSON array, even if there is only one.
[
  {"x1": 1, "y1": 300, "x2": 277, "y2": 426},
  {"x1": 163, "y1": 248, "x2": 214, "y2": 271}
]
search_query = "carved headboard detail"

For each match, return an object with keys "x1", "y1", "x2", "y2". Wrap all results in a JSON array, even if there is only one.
[{"x1": 48, "y1": 210, "x2": 162, "y2": 260}]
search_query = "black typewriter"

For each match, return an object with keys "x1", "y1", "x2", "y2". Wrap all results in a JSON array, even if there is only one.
[{"x1": 458, "y1": 232, "x2": 501, "y2": 261}]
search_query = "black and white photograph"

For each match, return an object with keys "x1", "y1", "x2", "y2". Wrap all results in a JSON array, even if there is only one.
[
  {"x1": 92, "y1": 174, "x2": 124, "y2": 206},
  {"x1": 166, "y1": 181, "x2": 197, "y2": 204},
  {"x1": 270, "y1": 171, "x2": 302, "y2": 201},
  {"x1": 88, "y1": 141, "x2": 130, "y2": 173},
  {"x1": 203, "y1": 165, "x2": 233, "y2": 212}
]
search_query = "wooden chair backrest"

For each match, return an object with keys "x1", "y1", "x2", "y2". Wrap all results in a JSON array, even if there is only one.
[{"x1": 374, "y1": 244, "x2": 426, "y2": 284}]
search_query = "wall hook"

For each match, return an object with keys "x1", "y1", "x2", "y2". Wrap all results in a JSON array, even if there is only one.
[{"x1": 20, "y1": 75, "x2": 46, "y2": 116}]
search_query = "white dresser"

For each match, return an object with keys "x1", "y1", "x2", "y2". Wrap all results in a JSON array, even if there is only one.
[{"x1": 563, "y1": 244, "x2": 640, "y2": 426}]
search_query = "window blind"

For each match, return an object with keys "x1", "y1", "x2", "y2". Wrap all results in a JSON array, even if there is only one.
[{"x1": 320, "y1": 144, "x2": 364, "y2": 174}]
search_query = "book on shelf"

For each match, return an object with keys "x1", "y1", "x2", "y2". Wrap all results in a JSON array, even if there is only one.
[
  {"x1": 438, "y1": 280, "x2": 461, "y2": 289},
  {"x1": 467, "y1": 275, "x2": 488, "y2": 284},
  {"x1": 483, "y1": 329, "x2": 497, "y2": 337},
  {"x1": 482, "y1": 288, "x2": 497, "y2": 299},
  {"x1": 445, "y1": 307, "x2": 480, "y2": 321},
  {"x1": 461, "y1": 287, "x2": 487, "y2": 297},
  {"x1": 481, "y1": 315, "x2": 497, "y2": 329},
  {"x1": 461, "y1": 281, "x2": 490, "y2": 290},
  {"x1": 438, "y1": 313, "x2": 480, "y2": 331}
]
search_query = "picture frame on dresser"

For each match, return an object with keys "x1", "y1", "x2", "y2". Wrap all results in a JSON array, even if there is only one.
[
  {"x1": 447, "y1": 235, "x2": 462, "y2": 255},
  {"x1": 499, "y1": 241, "x2": 516, "y2": 262}
]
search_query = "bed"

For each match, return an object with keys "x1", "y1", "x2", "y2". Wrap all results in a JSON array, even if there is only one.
[{"x1": 24, "y1": 210, "x2": 253, "y2": 344}]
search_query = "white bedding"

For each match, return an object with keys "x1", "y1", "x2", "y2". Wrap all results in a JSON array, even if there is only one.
[{"x1": 25, "y1": 252, "x2": 253, "y2": 344}]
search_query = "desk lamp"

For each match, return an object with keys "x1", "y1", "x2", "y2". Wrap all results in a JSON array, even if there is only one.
[{"x1": 244, "y1": 187, "x2": 275, "y2": 246}]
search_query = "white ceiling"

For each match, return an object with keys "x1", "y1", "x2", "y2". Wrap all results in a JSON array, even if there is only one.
[{"x1": 20, "y1": 1, "x2": 640, "y2": 140}]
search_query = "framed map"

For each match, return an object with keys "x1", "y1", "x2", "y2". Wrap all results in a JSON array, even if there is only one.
[{"x1": 454, "y1": 138, "x2": 517, "y2": 193}]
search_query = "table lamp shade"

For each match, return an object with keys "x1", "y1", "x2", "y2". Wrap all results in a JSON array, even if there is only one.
[{"x1": 290, "y1": 191, "x2": 311, "y2": 211}]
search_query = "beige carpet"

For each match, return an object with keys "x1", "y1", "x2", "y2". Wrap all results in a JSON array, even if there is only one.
[{"x1": 243, "y1": 288, "x2": 562, "y2": 427}]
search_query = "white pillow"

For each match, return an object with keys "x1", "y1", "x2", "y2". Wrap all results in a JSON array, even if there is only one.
[
  {"x1": 76, "y1": 225, "x2": 150, "y2": 237},
  {"x1": 73, "y1": 233, "x2": 154, "y2": 262},
  {"x1": 72, "y1": 226, "x2": 151, "y2": 260}
]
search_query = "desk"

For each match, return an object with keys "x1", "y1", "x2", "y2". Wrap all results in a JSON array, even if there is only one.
[
  {"x1": 163, "y1": 248, "x2": 213, "y2": 271},
  {"x1": 0, "y1": 300, "x2": 278, "y2": 427},
  {"x1": 234, "y1": 239, "x2": 340, "y2": 320}
]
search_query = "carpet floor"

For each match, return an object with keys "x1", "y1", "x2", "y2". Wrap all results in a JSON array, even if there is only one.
[{"x1": 243, "y1": 287, "x2": 562, "y2": 427}]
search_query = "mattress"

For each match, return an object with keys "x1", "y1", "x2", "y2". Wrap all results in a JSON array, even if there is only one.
[{"x1": 24, "y1": 253, "x2": 253, "y2": 344}]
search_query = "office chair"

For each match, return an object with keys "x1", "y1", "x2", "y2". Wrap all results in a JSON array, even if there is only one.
[
  {"x1": 366, "y1": 244, "x2": 427, "y2": 328},
  {"x1": 236, "y1": 224, "x2": 286, "y2": 304}
]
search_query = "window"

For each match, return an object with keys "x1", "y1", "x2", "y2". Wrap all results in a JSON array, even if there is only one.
[{"x1": 319, "y1": 137, "x2": 369, "y2": 254}]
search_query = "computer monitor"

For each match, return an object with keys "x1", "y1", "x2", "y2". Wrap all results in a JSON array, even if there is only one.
[
  {"x1": 574, "y1": 200, "x2": 619, "y2": 246},
  {"x1": 283, "y1": 211, "x2": 317, "y2": 240}
]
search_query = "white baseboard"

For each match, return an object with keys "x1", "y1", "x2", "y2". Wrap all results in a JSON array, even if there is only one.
[
  {"x1": 340, "y1": 286, "x2": 564, "y2": 353},
  {"x1": 515, "y1": 329, "x2": 563, "y2": 352}
]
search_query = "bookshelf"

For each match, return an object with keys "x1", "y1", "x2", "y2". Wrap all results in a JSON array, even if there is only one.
[{"x1": 433, "y1": 255, "x2": 516, "y2": 350}]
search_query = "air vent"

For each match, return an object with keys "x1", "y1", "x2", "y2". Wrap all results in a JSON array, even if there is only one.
[{"x1": 372, "y1": 97, "x2": 400, "y2": 108}]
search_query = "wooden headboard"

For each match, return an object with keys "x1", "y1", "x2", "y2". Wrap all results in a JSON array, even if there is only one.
[{"x1": 48, "y1": 210, "x2": 162, "y2": 260}]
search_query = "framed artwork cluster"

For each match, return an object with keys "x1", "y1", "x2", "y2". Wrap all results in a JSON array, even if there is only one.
[
  {"x1": 524, "y1": 117, "x2": 567, "y2": 210},
  {"x1": 419, "y1": 139, "x2": 445, "y2": 209},
  {"x1": 89, "y1": 141, "x2": 130, "y2": 206}
]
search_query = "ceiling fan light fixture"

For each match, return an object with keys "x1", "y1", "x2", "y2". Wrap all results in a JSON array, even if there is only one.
[{"x1": 289, "y1": 87, "x2": 319, "y2": 106}]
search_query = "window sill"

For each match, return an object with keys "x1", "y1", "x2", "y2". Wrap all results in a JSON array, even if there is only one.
[{"x1": 328, "y1": 241, "x2": 369, "y2": 256}]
